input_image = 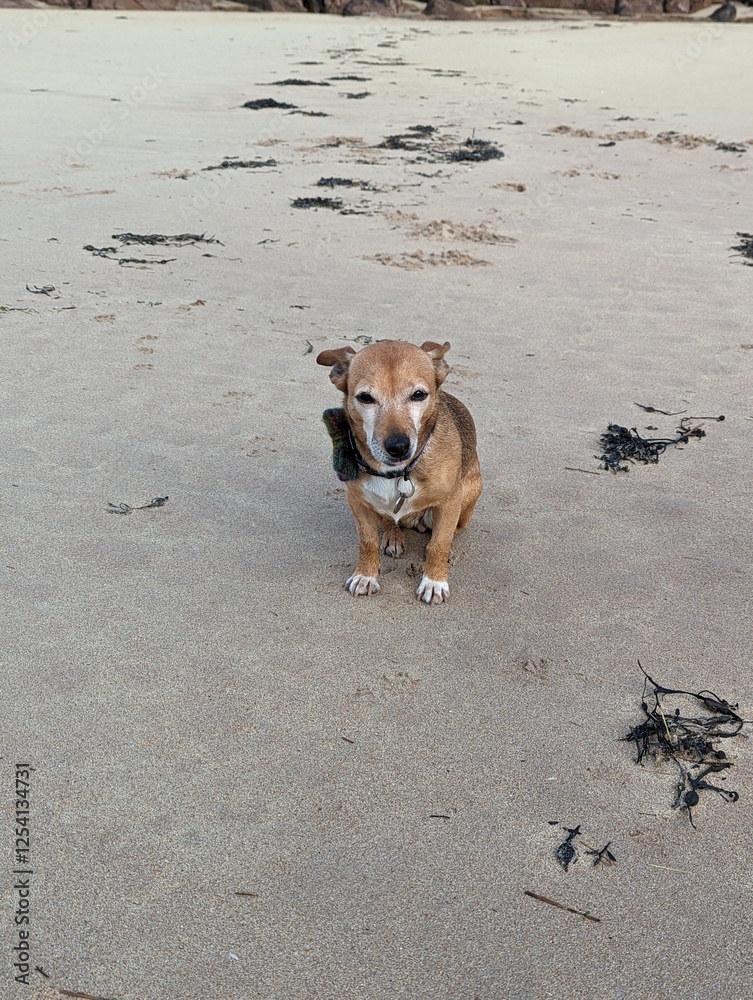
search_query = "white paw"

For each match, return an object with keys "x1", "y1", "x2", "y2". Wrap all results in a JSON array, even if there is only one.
[
  {"x1": 346, "y1": 574, "x2": 380, "y2": 597},
  {"x1": 416, "y1": 576, "x2": 449, "y2": 604}
]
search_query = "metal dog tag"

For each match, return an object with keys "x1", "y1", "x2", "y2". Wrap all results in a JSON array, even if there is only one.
[{"x1": 394, "y1": 475, "x2": 415, "y2": 514}]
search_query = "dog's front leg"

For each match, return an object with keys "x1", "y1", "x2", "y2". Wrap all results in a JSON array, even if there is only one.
[
  {"x1": 416, "y1": 492, "x2": 462, "y2": 604},
  {"x1": 345, "y1": 489, "x2": 382, "y2": 596}
]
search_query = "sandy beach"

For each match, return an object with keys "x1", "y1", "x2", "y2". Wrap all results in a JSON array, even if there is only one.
[{"x1": 2, "y1": 10, "x2": 753, "y2": 999}]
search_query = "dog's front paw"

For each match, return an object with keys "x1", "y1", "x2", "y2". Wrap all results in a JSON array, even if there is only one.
[
  {"x1": 416, "y1": 576, "x2": 449, "y2": 604},
  {"x1": 381, "y1": 525, "x2": 405, "y2": 558},
  {"x1": 346, "y1": 573, "x2": 380, "y2": 597}
]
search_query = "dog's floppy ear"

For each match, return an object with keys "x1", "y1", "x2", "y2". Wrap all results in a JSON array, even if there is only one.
[
  {"x1": 316, "y1": 345, "x2": 356, "y2": 392},
  {"x1": 420, "y1": 340, "x2": 451, "y2": 386}
]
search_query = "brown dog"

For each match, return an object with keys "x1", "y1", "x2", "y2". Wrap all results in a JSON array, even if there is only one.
[{"x1": 317, "y1": 340, "x2": 481, "y2": 604}]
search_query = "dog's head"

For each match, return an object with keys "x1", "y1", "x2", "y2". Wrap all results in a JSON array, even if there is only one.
[{"x1": 317, "y1": 340, "x2": 451, "y2": 470}]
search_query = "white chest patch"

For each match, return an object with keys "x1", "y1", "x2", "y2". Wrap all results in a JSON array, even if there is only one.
[{"x1": 363, "y1": 476, "x2": 419, "y2": 522}]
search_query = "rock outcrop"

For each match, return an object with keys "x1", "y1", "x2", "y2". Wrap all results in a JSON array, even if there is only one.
[
  {"x1": 423, "y1": 0, "x2": 481, "y2": 16},
  {"x1": 342, "y1": 0, "x2": 400, "y2": 14},
  {"x1": 11, "y1": 0, "x2": 721, "y2": 15}
]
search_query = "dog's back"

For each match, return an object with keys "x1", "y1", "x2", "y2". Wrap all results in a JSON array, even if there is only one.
[{"x1": 440, "y1": 391, "x2": 477, "y2": 476}]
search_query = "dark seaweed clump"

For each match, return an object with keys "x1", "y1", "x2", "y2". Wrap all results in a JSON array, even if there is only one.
[
  {"x1": 291, "y1": 196, "x2": 344, "y2": 210},
  {"x1": 377, "y1": 127, "x2": 503, "y2": 164},
  {"x1": 317, "y1": 177, "x2": 375, "y2": 191},
  {"x1": 555, "y1": 826, "x2": 579, "y2": 872},
  {"x1": 203, "y1": 159, "x2": 277, "y2": 171},
  {"x1": 83, "y1": 232, "x2": 222, "y2": 265},
  {"x1": 598, "y1": 419, "x2": 708, "y2": 473},
  {"x1": 112, "y1": 233, "x2": 222, "y2": 247},
  {"x1": 267, "y1": 78, "x2": 331, "y2": 87},
  {"x1": 378, "y1": 124, "x2": 439, "y2": 151},
  {"x1": 448, "y1": 138, "x2": 504, "y2": 162},
  {"x1": 715, "y1": 142, "x2": 747, "y2": 153},
  {"x1": 624, "y1": 664, "x2": 746, "y2": 827},
  {"x1": 243, "y1": 98, "x2": 297, "y2": 110},
  {"x1": 379, "y1": 133, "x2": 426, "y2": 151},
  {"x1": 732, "y1": 232, "x2": 753, "y2": 265}
]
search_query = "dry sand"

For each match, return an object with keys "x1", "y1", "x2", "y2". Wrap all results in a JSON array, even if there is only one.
[{"x1": 2, "y1": 10, "x2": 753, "y2": 1000}]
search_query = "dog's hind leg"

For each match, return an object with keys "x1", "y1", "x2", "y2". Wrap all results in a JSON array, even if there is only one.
[
  {"x1": 457, "y1": 462, "x2": 482, "y2": 532},
  {"x1": 403, "y1": 510, "x2": 432, "y2": 533},
  {"x1": 380, "y1": 519, "x2": 405, "y2": 558}
]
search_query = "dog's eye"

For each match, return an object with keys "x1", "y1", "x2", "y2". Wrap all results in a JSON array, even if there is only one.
[
  {"x1": 356, "y1": 391, "x2": 376, "y2": 405},
  {"x1": 411, "y1": 389, "x2": 429, "y2": 402}
]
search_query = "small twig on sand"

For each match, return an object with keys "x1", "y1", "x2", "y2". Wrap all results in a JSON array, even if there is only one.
[
  {"x1": 524, "y1": 890, "x2": 600, "y2": 923},
  {"x1": 59, "y1": 989, "x2": 118, "y2": 1000}
]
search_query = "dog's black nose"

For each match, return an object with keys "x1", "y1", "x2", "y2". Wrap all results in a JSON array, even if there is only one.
[{"x1": 384, "y1": 434, "x2": 411, "y2": 460}]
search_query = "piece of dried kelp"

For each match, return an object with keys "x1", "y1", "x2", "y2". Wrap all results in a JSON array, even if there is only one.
[
  {"x1": 266, "y1": 78, "x2": 331, "y2": 87},
  {"x1": 448, "y1": 138, "x2": 504, "y2": 162},
  {"x1": 731, "y1": 232, "x2": 753, "y2": 265},
  {"x1": 242, "y1": 98, "x2": 297, "y2": 110},
  {"x1": 291, "y1": 196, "x2": 344, "y2": 210},
  {"x1": 597, "y1": 416, "x2": 720, "y2": 473},
  {"x1": 624, "y1": 662, "x2": 746, "y2": 826},
  {"x1": 117, "y1": 256, "x2": 176, "y2": 266},
  {"x1": 112, "y1": 233, "x2": 223, "y2": 247},
  {"x1": 378, "y1": 134, "x2": 426, "y2": 151},
  {"x1": 317, "y1": 177, "x2": 375, "y2": 191},
  {"x1": 585, "y1": 843, "x2": 616, "y2": 868},
  {"x1": 555, "y1": 826, "x2": 581, "y2": 872},
  {"x1": 377, "y1": 128, "x2": 503, "y2": 165},
  {"x1": 203, "y1": 159, "x2": 277, "y2": 171},
  {"x1": 83, "y1": 244, "x2": 119, "y2": 257},
  {"x1": 107, "y1": 496, "x2": 169, "y2": 515}
]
